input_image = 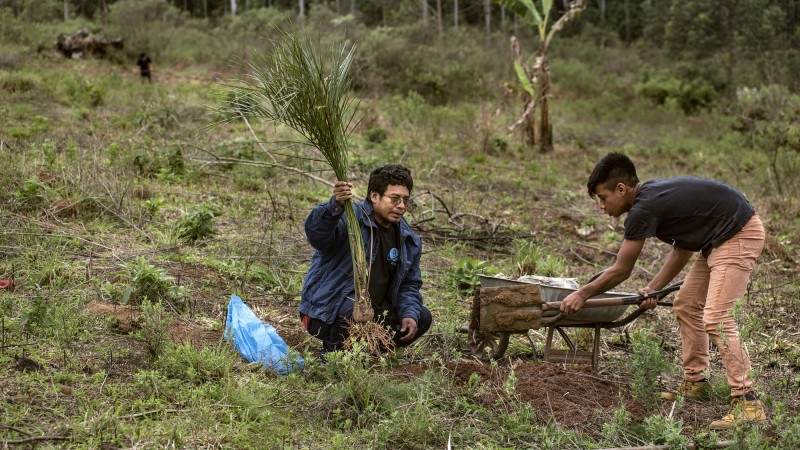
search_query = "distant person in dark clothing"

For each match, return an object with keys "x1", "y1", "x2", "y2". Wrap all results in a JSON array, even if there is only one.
[{"x1": 136, "y1": 53, "x2": 152, "y2": 83}]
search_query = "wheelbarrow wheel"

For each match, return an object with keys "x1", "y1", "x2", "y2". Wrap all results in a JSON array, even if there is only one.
[{"x1": 468, "y1": 329, "x2": 510, "y2": 360}]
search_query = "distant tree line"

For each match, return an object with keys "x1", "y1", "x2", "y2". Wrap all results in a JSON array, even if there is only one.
[
  {"x1": 3, "y1": 0, "x2": 799, "y2": 92},
  {"x1": 5, "y1": 0, "x2": 799, "y2": 52}
]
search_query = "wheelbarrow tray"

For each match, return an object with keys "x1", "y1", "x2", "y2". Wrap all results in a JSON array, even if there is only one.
[{"x1": 477, "y1": 275, "x2": 633, "y2": 328}]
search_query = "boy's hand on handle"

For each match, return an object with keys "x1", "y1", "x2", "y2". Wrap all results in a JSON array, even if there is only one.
[
  {"x1": 560, "y1": 291, "x2": 587, "y2": 315},
  {"x1": 333, "y1": 181, "x2": 353, "y2": 206},
  {"x1": 637, "y1": 286, "x2": 658, "y2": 309}
]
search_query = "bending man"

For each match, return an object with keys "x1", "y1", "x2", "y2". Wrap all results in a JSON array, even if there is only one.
[{"x1": 561, "y1": 152, "x2": 766, "y2": 429}]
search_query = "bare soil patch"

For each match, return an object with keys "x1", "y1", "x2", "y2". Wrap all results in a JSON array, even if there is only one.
[{"x1": 389, "y1": 359, "x2": 726, "y2": 436}]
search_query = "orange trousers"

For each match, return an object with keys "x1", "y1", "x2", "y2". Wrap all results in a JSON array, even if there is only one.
[{"x1": 672, "y1": 214, "x2": 765, "y2": 397}]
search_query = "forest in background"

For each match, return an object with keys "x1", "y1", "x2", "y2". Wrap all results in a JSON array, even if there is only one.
[{"x1": 4, "y1": 0, "x2": 800, "y2": 93}]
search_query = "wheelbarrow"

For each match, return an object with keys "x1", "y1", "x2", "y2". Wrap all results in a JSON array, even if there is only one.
[{"x1": 466, "y1": 275, "x2": 682, "y2": 372}]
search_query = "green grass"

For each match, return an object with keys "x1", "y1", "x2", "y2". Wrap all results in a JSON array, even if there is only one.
[{"x1": 1, "y1": 12, "x2": 799, "y2": 449}]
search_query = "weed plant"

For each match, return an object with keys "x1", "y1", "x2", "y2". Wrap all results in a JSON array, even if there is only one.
[
  {"x1": 155, "y1": 342, "x2": 236, "y2": 384},
  {"x1": 134, "y1": 299, "x2": 173, "y2": 360},
  {"x1": 627, "y1": 330, "x2": 670, "y2": 405},
  {"x1": 109, "y1": 256, "x2": 187, "y2": 309},
  {"x1": 315, "y1": 344, "x2": 416, "y2": 429},
  {"x1": 510, "y1": 239, "x2": 568, "y2": 277},
  {"x1": 601, "y1": 406, "x2": 695, "y2": 448},
  {"x1": 451, "y1": 257, "x2": 497, "y2": 297},
  {"x1": 174, "y1": 202, "x2": 220, "y2": 243}
]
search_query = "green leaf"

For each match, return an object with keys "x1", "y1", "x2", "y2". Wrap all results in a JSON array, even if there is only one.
[
  {"x1": 514, "y1": 60, "x2": 536, "y2": 97},
  {"x1": 542, "y1": 0, "x2": 553, "y2": 18},
  {"x1": 493, "y1": 0, "x2": 542, "y2": 28}
]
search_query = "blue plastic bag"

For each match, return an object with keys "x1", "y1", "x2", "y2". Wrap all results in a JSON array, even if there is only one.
[{"x1": 224, "y1": 294, "x2": 303, "y2": 375}]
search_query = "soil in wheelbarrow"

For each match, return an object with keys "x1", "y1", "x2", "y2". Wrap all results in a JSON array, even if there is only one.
[{"x1": 389, "y1": 360, "x2": 724, "y2": 437}]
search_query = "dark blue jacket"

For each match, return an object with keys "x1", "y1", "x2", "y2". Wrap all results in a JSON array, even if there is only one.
[{"x1": 299, "y1": 197, "x2": 424, "y2": 325}]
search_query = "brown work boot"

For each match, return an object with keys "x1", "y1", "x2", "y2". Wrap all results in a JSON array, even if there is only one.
[
  {"x1": 710, "y1": 393, "x2": 768, "y2": 429},
  {"x1": 660, "y1": 379, "x2": 711, "y2": 401}
]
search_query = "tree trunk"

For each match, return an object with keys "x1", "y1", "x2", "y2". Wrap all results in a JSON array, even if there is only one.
[
  {"x1": 299, "y1": 0, "x2": 305, "y2": 18},
  {"x1": 436, "y1": 0, "x2": 444, "y2": 71},
  {"x1": 231, "y1": 0, "x2": 237, "y2": 17},
  {"x1": 598, "y1": 0, "x2": 606, "y2": 47},
  {"x1": 335, "y1": 0, "x2": 340, "y2": 13},
  {"x1": 350, "y1": 0, "x2": 355, "y2": 14},
  {"x1": 63, "y1": 0, "x2": 69, "y2": 21},
  {"x1": 598, "y1": 0, "x2": 606, "y2": 25},
  {"x1": 484, "y1": 0, "x2": 491, "y2": 36},
  {"x1": 436, "y1": 0, "x2": 442, "y2": 36},
  {"x1": 422, "y1": 0, "x2": 428, "y2": 27},
  {"x1": 203, "y1": 0, "x2": 208, "y2": 18},
  {"x1": 453, "y1": 0, "x2": 458, "y2": 28},
  {"x1": 538, "y1": 56, "x2": 553, "y2": 153},
  {"x1": 623, "y1": 0, "x2": 631, "y2": 42},
  {"x1": 524, "y1": 99, "x2": 536, "y2": 148}
]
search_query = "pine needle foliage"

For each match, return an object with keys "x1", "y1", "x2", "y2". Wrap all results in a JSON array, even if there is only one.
[{"x1": 211, "y1": 30, "x2": 373, "y2": 322}]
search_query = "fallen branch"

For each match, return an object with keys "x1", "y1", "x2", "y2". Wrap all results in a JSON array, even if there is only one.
[
  {"x1": 0, "y1": 425, "x2": 30, "y2": 436},
  {"x1": 0, "y1": 230, "x2": 119, "y2": 259},
  {"x1": 120, "y1": 408, "x2": 185, "y2": 420},
  {"x1": 188, "y1": 151, "x2": 334, "y2": 189},
  {"x1": 1, "y1": 435, "x2": 71, "y2": 445},
  {"x1": 1, "y1": 425, "x2": 71, "y2": 445}
]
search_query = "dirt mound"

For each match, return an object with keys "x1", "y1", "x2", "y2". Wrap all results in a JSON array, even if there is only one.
[
  {"x1": 86, "y1": 302, "x2": 220, "y2": 349},
  {"x1": 390, "y1": 359, "x2": 725, "y2": 435}
]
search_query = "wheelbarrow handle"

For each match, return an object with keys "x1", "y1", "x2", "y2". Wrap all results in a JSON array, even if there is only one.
[{"x1": 540, "y1": 280, "x2": 683, "y2": 311}]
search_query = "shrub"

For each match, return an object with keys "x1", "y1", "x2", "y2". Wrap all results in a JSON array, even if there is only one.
[
  {"x1": 174, "y1": 202, "x2": 221, "y2": 243},
  {"x1": 57, "y1": 73, "x2": 106, "y2": 107},
  {"x1": 636, "y1": 63, "x2": 725, "y2": 114},
  {"x1": 363, "y1": 127, "x2": 388, "y2": 144},
  {"x1": 314, "y1": 343, "x2": 415, "y2": 430},
  {"x1": 132, "y1": 146, "x2": 185, "y2": 178},
  {"x1": 155, "y1": 342, "x2": 235, "y2": 384},
  {"x1": 627, "y1": 330, "x2": 669, "y2": 405},
  {"x1": 133, "y1": 95, "x2": 181, "y2": 130},
  {"x1": 134, "y1": 299, "x2": 173, "y2": 360},
  {"x1": 510, "y1": 240, "x2": 568, "y2": 278},
  {"x1": 451, "y1": 257, "x2": 497, "y2": 297},
  {"x1": 111, "y1": 256, "x2": 187, "y2": 308},
  {"x1": 12, "y1": 178, "x2": 49, "y2": 212},
  {"x1": 0, "y1": 71, "x2": 41, "y2": 93}
]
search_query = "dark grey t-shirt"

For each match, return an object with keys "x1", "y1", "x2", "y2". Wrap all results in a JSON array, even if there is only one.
[
  {"x1": 369, "y1": 222, "x2": 400, "y2": 312},
  {"x1": 624, "y1": 177, "x2": 755, "y2": 256}
]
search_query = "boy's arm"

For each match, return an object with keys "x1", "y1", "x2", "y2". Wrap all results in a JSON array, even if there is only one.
[
  {"x1": 560, "y1": 238, "x2": 645, "y2": 314},
  {"x1": 636, "y1": 247, "x2": 694, "y2": 307}
]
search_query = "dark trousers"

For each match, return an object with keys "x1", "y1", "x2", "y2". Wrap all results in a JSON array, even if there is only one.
[{"x1": 302, "y1": 299, "x2": 433, "y2": 352}]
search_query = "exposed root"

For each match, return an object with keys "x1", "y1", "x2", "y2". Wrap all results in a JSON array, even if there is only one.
[
  {"x1": 344, "y1": 320, "x2": 395, "y2": 355},
  {"x1": 352, "y1": 298, "x2": 373, "y2": 323}
]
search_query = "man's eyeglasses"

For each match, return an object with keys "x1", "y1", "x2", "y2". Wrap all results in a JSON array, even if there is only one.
[{"x1": 384, "y1": 195, "x2": 415, "y2": 210}]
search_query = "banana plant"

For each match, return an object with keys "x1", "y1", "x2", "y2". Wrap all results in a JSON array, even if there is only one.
[{"x1": 495, "y1": 0, "x2": 587, "y2": 152}]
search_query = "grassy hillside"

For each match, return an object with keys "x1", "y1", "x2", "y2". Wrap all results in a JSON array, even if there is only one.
[{"x1": 1, "y1": 13, "x2": 800, "y2": 449}]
